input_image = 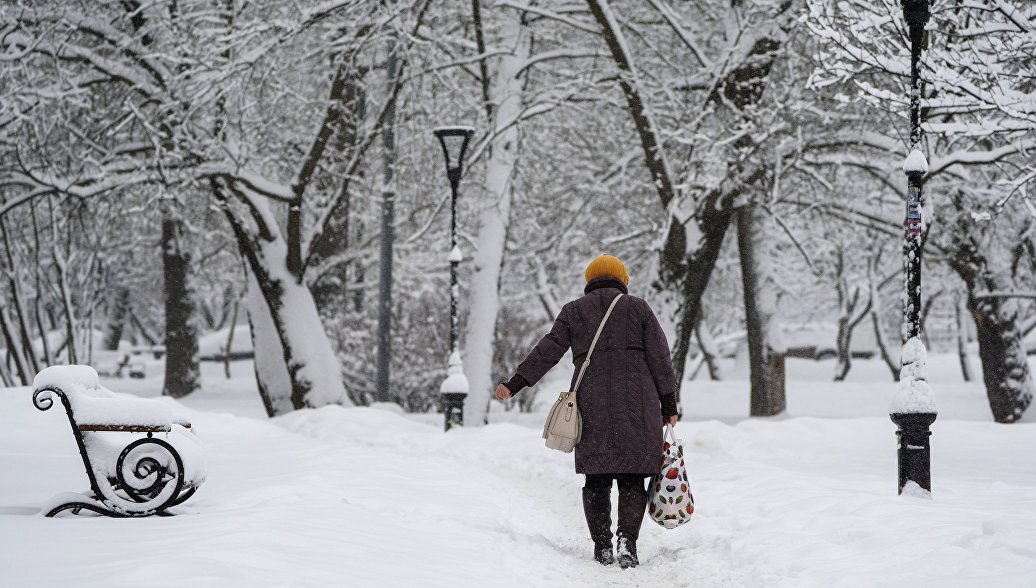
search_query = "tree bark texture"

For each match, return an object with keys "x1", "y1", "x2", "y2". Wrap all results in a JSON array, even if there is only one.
[
  {"x1": 53, "y1": 249, "x2": 78, "y2": 364},
  {"x1": 220, "y1": 188, "x2": 350, "y2": 414},
  {"x1": 245, "y1": 265, "x2": 292, "y2": 417},
  {"x1": 103, "y1": 286, "x2": 131, "y2": 351},
  {"x1": 0, "y1": 347, "x2": 14, "y2": 386},
  {"x1": 375, "y1": 35, "x2": 399, "y2": 404},
  {"x1": 311, "y1": 70, "x2": 366, "y2": 314},
  {"x1": 0, "y1": 306, "x2": 30, "y2": 385},
  {"x1": 950, "y1": 227, "x2": 1034, "y2": 423},
  {"x1": 1, "y1": 218, "x2": 41, "y2": 375},
  {"x1": 737, "y1": 202, "x2": 786, "y2": 417},
  {"x1": 462, "y1": 8, "x2": 530, "y2": 425},
  {"x1": 965, "y1": 289, "x2": 1033, "y2": 422},
  {"x1": 162, "y1": 217, "x2": 200, "y2": 398},
  {"x1": 956, "y1": 295, "x2": 972, "y2": 382}
]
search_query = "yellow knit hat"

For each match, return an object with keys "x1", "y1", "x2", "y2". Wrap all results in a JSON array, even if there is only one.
[{"x1": 585, "y1": 254, "x2": 629, "y2": 286}]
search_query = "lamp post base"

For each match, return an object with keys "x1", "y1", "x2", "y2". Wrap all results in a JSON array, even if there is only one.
[
  {"x1": 442, "y1": 392, "x2": 466, "y2": 431},
  {"x1": 890, "y1": 412, "x2": 937, "y2": 495},
  {"x1": 439, "y1": 350, "x2": 468, "y2": 432}
]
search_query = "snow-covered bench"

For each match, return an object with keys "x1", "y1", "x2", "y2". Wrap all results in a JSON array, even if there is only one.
[{"x1": 31, "y1": 365, "x2": 206, "y2": 517}]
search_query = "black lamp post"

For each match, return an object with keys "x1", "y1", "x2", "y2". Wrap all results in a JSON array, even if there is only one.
[
  {"x1": 433, "y1": 126, "x2": 475, "y2": 432},
  {"x1": 891, "y1": 0, "x2": 937, "y2": 497}
]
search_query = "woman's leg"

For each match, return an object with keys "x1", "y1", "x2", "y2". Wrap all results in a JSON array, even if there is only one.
[
  {"x1": 615, "y1": 474, "x2": 649, "y2": 539},
  {"x1": 615, "y1": 475, "x2": 649, "y2": 567},
  {"x1": 582, "y1": 475, "x2": 615, "y2": 561}
]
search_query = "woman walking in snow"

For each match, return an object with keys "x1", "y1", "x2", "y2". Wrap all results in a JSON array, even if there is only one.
[{"x1": 496, "y1": 255, "x2": 679, "y2": 569}]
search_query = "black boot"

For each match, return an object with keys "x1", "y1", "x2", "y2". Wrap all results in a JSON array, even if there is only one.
[
  {"x1": 582, "y1": 476, "x2": 614, "y2": 566},
  {"x1": 615, "y1": 475, "x2": 648, "y2": 568},
  {"x1": 616, "y1": 533, "x2": 639, "y2": 569},
  {"x1": 593, "y1": 545, "x2": 615, "y2": 566}
]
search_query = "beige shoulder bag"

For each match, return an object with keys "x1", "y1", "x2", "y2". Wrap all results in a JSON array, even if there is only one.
[{"x1": 543, "y1": 293, "x2": 623, "y2": 453}]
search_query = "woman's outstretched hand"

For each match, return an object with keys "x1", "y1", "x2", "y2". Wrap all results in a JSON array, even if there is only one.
[
  {"x1": 495, "y1": 384, "x2": 511, "y2": 402},
  {"x1": 665, "y1": 415, "x2": 678, "y2": 427}
]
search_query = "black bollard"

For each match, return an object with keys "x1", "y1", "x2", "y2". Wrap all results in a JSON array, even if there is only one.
[
  {"x1": 442, "y1": 392, "x2": 465, "y2": 432},
  {"x1": 890, "y1": 412, "x2": 936, "y2": 494}
]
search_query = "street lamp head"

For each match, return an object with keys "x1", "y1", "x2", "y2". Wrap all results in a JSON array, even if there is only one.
[
  {"x1": 433, "y1": 126, "x2": 475, "y2": 175},
  {"x1": 901, "y1": 0, "x2": 930, "y2": 29}
]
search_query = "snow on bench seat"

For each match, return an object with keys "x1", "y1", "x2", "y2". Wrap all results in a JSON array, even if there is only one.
[
  {"x1": 33, "y1": 365, "x2": 185, "y2": 429},
  {"x1": 31, "y1": 364, "x2": 206, "y2": 517}
]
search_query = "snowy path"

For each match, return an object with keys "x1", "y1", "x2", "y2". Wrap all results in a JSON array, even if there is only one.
[{"x1": 2, "y1": 367, "x2": 1036, "y2": 587}]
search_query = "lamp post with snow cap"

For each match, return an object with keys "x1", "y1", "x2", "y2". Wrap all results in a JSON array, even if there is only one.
[
  {"x1": 891, "y1": 0, "x2": 937, "y2": 497},
  {"x1": 434, "y1": 126, "x2": 475, "y2": 431}
]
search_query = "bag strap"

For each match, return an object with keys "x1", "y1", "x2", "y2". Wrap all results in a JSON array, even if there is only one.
[
  {"x1": 664, "y1": 424, "x2": 678, "y2": 446},
  {"x1": 572, "y1": 293, "x2": 623, "y2": 395}
]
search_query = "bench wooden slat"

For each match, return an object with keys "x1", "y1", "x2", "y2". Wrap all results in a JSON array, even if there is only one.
[{"x1": 78, "y1": 422, "x2": 192, "y2": 433}]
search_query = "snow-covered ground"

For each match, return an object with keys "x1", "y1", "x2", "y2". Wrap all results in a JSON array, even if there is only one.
[{"x1": 1, "y1": 355, "x2": 1034, "y2": 587}]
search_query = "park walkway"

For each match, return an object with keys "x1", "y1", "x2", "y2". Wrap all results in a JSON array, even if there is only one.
[{"x1": 1, "y1": 378, "x2": 1034, "y2": 587}]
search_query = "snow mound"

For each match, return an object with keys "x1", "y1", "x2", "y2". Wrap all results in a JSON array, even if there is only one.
[
  {"x1": 900, "y1": 481, "x2": 932, "y2": 500},
  {"x1": 276, "y1": 405, "x2": 438, "y2": 450},
  {"x1": 34, "y1": 365, "x2": 174, "y2": 427},
  {"x1": 893, "y1": 338, "x2": 936, "y2": 414},
  {"x1": 439, "y1": 351, "x2": 469, "y2": 394},
  {"x1": 892, "y1": 377, "x2": 937, "y2": 414},
  {"x1": 902, "y1": 149, "x2": 929, "y2": 174},
  {"x1": 900, "y1": 337, "x2": 927, "y2": 375},
  {"x1": 33, "y1": 364, "x2": 100, "y2": 391}
]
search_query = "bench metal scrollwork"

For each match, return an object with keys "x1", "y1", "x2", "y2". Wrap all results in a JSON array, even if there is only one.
[{"x1": 33, "y1": 385, "x2": 203, "y2": 517}]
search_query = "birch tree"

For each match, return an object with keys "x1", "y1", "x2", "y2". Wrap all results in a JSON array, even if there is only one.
[{"x1": 462, "y1": 1, "x2": 532, "y2": 424}]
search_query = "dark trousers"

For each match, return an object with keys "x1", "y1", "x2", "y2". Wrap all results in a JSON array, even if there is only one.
[{"x1": 582, "y1": 474, "x2": 650, "y2": 547}]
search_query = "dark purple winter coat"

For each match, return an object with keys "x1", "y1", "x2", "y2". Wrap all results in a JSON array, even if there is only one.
[{"x1": 514, "y1": 277, "x2": 678, "y2": 475}]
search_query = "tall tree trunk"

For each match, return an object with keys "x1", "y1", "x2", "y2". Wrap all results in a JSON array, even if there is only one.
[
  {"x1": 0, "y1": 306, "x2": 30, "y2": 385},
  {"x1": 245, "y1": 265, "x2": 293, "y2": 416},
  {"x1": 221, "y1": 192, "x2": 351, "y2": 414},
  {"x1": 956, "y1": 294, "x2": 972, "y2": 382},
  {"x1": 1, "y1": 218, "x2": 41, "y2": 375},
  {"x1": 8, "y1": 285, "x2": 39, "y2": 375},
  {"x1": 103, "y1": 286, "x2": 131, "y2": 351},
  {"x1": 255, "y1": 238, "x2": 350, "y2": 411},
  {"x1": 311, "y1": 71, "x2": 366, "y2": 314},
  {"x1": 162, "y1": 217, "x2": 200, "y2": 398},
  {"x1": 0, "y1": 347, "x2": 14, "y2": 386},
  {"x1": 53, "y1": 248, "x2": 78, "y2": 364},
  {"x1": 463, "y1": 7, "x2": 530, "y2": 425},
  {"x1": 670, "y1": 208, "x2": 738, "y2": 399},
  {"x1": 950, "y1": 226, "x2": 1034, "y2": 423},
  {"x1": 375, "y1": 35, "x2": 399, "y2": 404},
  {"x1": 737, "y1": 202, "x2": 786, "y2": 416},
  {"x1": 85, "y1": 304, "x2": 95, "y2": 366},
  {"x1": 35, "y1": 299, "x2": 52, "y2": 366},
  {"x1": 224, "y1": 299, "x2": 238, "y2": 379},
  {"x1": 31, "y1": 200, "x2": 52, "y2": 366},
  {"x1": 965, "y1": 289, "x2": 1033, "y2": 422}
]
